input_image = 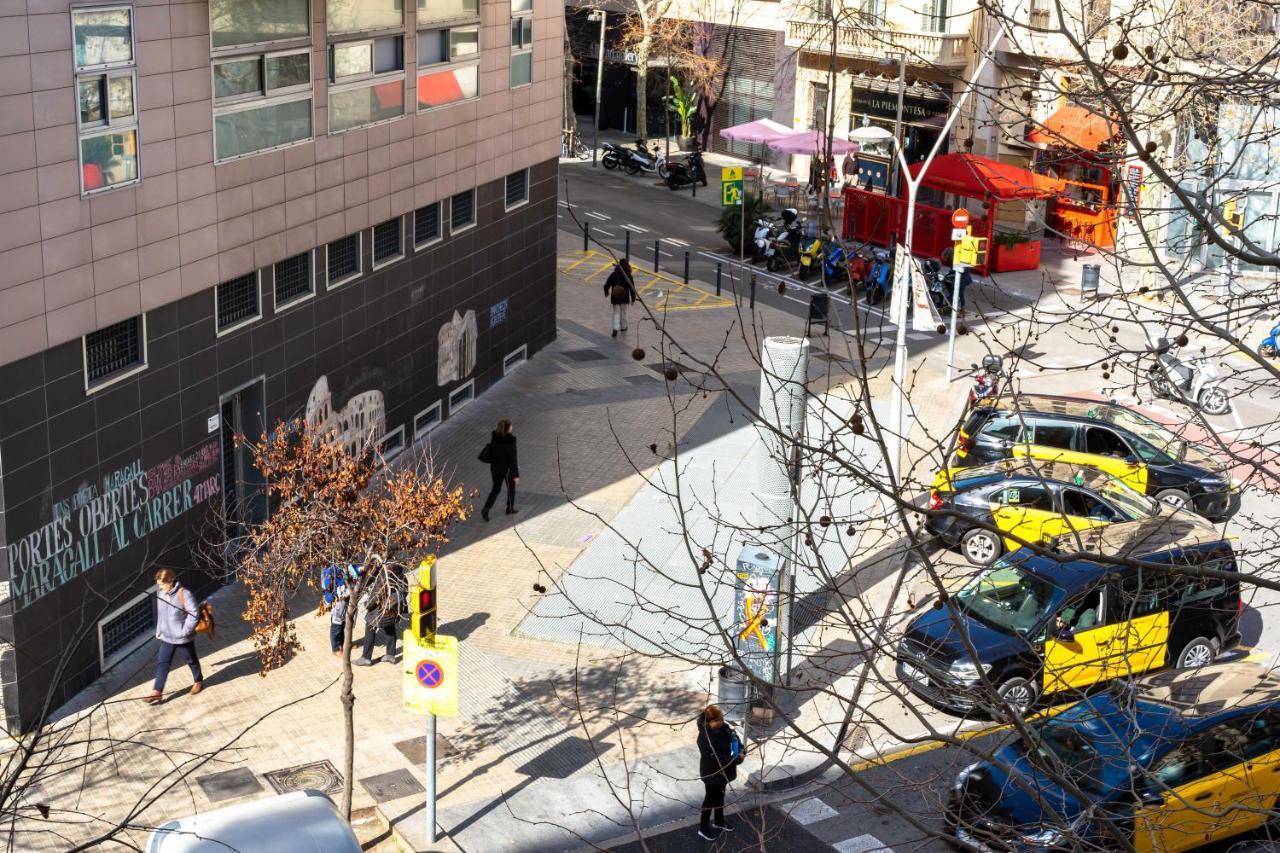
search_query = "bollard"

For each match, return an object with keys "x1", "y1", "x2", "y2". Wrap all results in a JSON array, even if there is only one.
[
  {"x1": 716, "y1": 263, "x2": 722, "y2": 295},
  {"x1": 625, "y1": 230, "x2": 631, "y2": 263},
  {"x1": 683, "y1": 251, "x2": 690, "y2": 284},
  {"x1": 654, "y1": 240, "x2": 660, "y2": 272},
  {"x1": 583, "y1": 221, "x2": 589, "y2": 253},
  {"x1": 750, "y1": 274, "x2": 756, "y2": 309}
]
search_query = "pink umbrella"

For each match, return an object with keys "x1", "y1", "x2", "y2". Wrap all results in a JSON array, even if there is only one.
[
  {"x1": 767, "y1": 130, "x2": 860, "y2": 155},
  {"x1": 718, "y1": 118, "x2": 799, "y2": 144}
]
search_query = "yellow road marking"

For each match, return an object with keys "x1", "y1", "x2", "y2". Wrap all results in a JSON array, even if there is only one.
[{"x1": 559, "y1": 249, "x2": 735, "y2": 312}]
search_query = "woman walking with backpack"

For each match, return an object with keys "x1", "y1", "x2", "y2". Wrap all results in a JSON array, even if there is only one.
[
  {"x1": 695, "y1": 704, "x2": 743, "y2": 840},
  {"x1": 146, "y1": 568, "x2": 204, "y2": 704},
  {"x1": 603, "y1": 259, "x2": 637, "y2": 337},
  {"x1": 480, "y1": 418, "x2": 519, "y2": 521}
]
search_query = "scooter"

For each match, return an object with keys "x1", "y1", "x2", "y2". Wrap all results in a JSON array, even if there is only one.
[
  {"x1": 765, "y1": 211, "x2": 804, "y2": 272},
  {"x1": 600, "y1": 142, "x2": 630, "y2": 171},
  {"x1": 922, "y1": 258, "x2": 954, "y2": 315},
  {"x1": 665, "y1": 148, "x2": 708, "y2": 190},
  {"x1": 846, "y1": 250, "x2": 871, "y2": 295},
  {"x1": 866, "y1": 249, "x2": 892, "y2": 305},
  {"x1": 822, "y1": 240, "x2": 848, "y2": 286},
  {"x1": 1261, "y1": 323, "x2": 1280, "y2": 358},
  {"x1": 622, "y1": 139, "x2": 671, "y2": 180},
  {"x1": 1149, "y1": 338, "x2": 1232, "y2": 416},
  {"x1": 750, "y1": 217, "x2": 776, "y2": 264},
  {"x1": 969, "y1": 354, "x2": 1002, "y2": 405},
  {"x1": 797, "y1": 230, "x2": 829, "y2": 281}
]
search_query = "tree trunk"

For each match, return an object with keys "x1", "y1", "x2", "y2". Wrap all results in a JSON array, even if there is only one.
[
  {"x1": 339, "y1": 594, "x2": 358, "y2": 820},
  {"x1": 635, "y1": 35, "x2": 651, "y2": 136}
]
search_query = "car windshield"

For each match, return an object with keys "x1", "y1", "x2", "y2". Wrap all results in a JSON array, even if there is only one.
[
  {"x1": 1098, "y1": 478, "x2": 1158, "y2": 519},
  {"x1": 955, "y1": 562, "x2": 1065, "y2": 637},
  {"x1": 1028, "y1": 720, "x2": 1131, "y2": 795},
  {"x1": 1100, "y1": 408, "x2": 1186, "y2": 461}
]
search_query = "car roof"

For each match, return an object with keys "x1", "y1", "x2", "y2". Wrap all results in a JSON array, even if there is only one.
[
  {"x1": 146, "y1": 790, "x2": 361, "y2": 853},
  {"x1": 1134, "y1": 662, "x2": 1280, "y2": 722},
  {"x1": 948, "y1": 459, "x2": 1112, "y2": 490}
]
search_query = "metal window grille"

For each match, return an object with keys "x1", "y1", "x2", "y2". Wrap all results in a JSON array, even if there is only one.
[
  {"x1": 216, "y1": 272, "x2": 259, "y2": 330},
  {"x1": 85, "y1": 316, "x2": 143, "y2": 384},
  {"x1": 505, "y1": 170, "x2": 527, "y2": 206},
  {"x1": 450, "y1": 189, "x2": 475, "y2": 230},
  {"x1": 100, "y1": 592, "x2": 154, "y2": 669},
  {"x1": 274, "y1": 252, "x2": 312, "y2": 304},
  {"x1": 414, "y1": 402, "x2": 441, "y2": 438},
  {"x1": 414, "y1": 202, "x2": 440, "y2": 245},
  {"x1": 328, "y1": 234, "x2": 361, "y2": 282},
  {"x1": 378, "y1": 427, "x2": 405, "y2": 458},
  {"x1": 373, "y1": 218, "x2": 402, "y2": 263}
]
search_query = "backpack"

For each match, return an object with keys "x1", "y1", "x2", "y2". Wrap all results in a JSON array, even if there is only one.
[
  {"x1": 611, "y1": 283, "x2": 627, "y2": 301},
  {"x1": 177, "y1": 589, "x2": 216, "y2": 640}
]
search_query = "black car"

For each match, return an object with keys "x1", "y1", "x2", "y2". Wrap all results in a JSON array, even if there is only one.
[
  {"x1": 896, "y1": 521, "x2": 1242, "y2": 716},
  {"x1": 953, "y1": 394, "x2": 1234, "y2": 520}
]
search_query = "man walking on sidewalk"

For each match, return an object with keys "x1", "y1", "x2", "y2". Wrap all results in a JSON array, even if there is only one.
[{"x1": 604, "y1": 259, "x2": 637, "y2": 337}]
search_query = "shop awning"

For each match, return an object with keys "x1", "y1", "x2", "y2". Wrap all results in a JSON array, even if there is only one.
[
  {"x1": 1026, "y1": 105, "x2": 1118, "y2": 152},
  {"x1": 907, "y1": 153, "x2": 1065, "y2": 201}
]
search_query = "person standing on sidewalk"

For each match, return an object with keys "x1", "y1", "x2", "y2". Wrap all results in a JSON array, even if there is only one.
[
  {"x1": 603, "y1": 259, "x2": 637, "y2": 337},
  {"x1": 354, "y1": 568, "x2": 403, "y2": 665},
  {"x1": 146, "y1": 568, "x2": 204, "y2": 704},
  {"x1": 322, "y1": 564, "x2": 353, "y2": 657},
  {"x1": 695, "y1": 704, "x2": 742, "y2": 840},
  {"x1": 481, "y1": 418, "x2": 519, "y2": 521}
]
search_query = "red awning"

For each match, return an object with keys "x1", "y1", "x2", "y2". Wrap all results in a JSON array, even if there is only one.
[
  {"x1": 1026, "y1": 105, "x2": 1117, "y2": 152},
  {"x1": 907, "y1": 153, "x2": 1064, "y2": 201}
]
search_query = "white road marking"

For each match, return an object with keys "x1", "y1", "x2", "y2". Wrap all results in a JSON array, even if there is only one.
[
  {"x1": 585, "y1": 211, "x2": 610, "y2": 221},
  {"x1": 787, "y1": 797, "x2": 839, "y2": 825},
  {"x1": 664, "y1": 237, "x2": 690, "y2": 247},
  {"x1": 558, "y1": 201, "x2": 575, "y2": 208},
  {"x1": 834, "y1": 835, "x2": 896, "y2": 853},
  {"x1": 594, "y1": 228, "x2": 614, "y2": 237},
  {"x1": 622, "y1": 223, "x2": 647, "y2": 232},
  {"x1": 658, "y1": 250, "x2": 674, "y2": 257}
]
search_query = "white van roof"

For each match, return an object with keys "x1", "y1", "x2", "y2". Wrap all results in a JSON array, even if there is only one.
[{"x1": 146, "y1": 789, "x2": 362, "y2": 853}]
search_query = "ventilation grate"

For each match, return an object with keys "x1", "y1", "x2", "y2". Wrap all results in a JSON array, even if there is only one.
[
  {"x1": 216, "y1": 273, "x2": 259, "y2": 331},
  {"x1": 327, "y1": 234, "x2": 361, "y2": 283},
  {"x1": 85, "y1": 317, "x2": 143, "y2": 384},
  {"x1": 450, "y1": 189, "x2": 474, "y2": 230},
  {"x1": 274, "y1": 253, "x2": 312, "y2": 304},
  {"x1": 414, "y1": 202, "x2": 440, "y2": 245},
  {"x1": 505, "y1": 170, "x2": 528, "y2": 206},
  {"x1": 373, "y1": 218, "x2": 402, "y2": 263}
]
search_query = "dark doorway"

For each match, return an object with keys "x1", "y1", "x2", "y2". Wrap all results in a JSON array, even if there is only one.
[{"x1": 220, "y1": 379, "x2": 267, "y2": 551}]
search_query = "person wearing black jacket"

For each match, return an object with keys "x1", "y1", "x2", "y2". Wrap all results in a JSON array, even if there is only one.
[
  {"x1": 603, "y1": 259, "x2": 637, "y2": 337},
  {"x1": 695, "y1": 704, "x2": 742, "y2": 840},
  {"x1": 481, "y1": 418, "x2": 520, "y2": 522}
]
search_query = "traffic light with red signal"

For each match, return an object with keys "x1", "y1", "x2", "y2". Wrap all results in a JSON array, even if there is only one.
[{"x1": 410, "y1": 556, "x2": 438, "y2": 642}]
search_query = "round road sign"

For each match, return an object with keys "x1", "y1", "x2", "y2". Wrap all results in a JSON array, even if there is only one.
[
  {"x1": 416, "y1": 659, "x2": 444, "y2": 689},
  {"x1": 951, "y1": 209, "x2": 970, "y2": 229}
]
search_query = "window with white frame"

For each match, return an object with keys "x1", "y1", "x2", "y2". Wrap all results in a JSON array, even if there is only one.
[
  {"x1": 450, "y1": 188, "x2": 475, "y2": 231},
  {"x1": 215, "y1": 271, "x2": 261, "y2": 333},
  {"x1": 372, "y1": 217, "x2": 403, "y2": 266},
  {"x1": 447, "y1": 380, "x2": 474, "y2": 413},
  {"x1": 327, "y1": 233, "x2": 362, "y2": 286},
  {"x1": 414, "y1": 201, "x2": 442, "y2": 247},
  {"x1": 413, "y1": 401, "x2": 442, "y2": 439},
  {"x1": 416, "y1": 10, "x2": 479, "y2": 110},
  {"x1": 209, "y1": 0, "x2": 313, "y2": 161},
  {"x1": 273, "y1": 251, "x2": 312, "y2": 307},
  {"x1": 510, "y1": 0, "x2": 533, "y2": 87},
  {"x1": 84, "y1": 315, "x2": 147, "y2": 391},
  {"x1": 73, "y1": 6, "x2": 140, "y2": 194},
  {"x1": 377, "y1": 425, "x2": 405, "y2": 460},
  {"x1": 328, "y1": 33, "x2": 406, "y2": 132},
  {"x1": 505, "y1": 169, "x2": 528, "y2": 208}
]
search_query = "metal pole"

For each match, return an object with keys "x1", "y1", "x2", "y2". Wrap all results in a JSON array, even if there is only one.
[
  {"x1": 946, "y1": 265, "x2": 962, "y2": 382},
  {"x1": 583, "y1": 221, "x2": 589, "y2": 252},
  {"x1": 625, "y1": 229, "x2": 631, "y2": 262},
  {"x1": 653, "y1": 240, "x2": 660, "y2": 272},
  {"x1": 888, "y1": 55, "x2": 905, "y2": 198},
  {"x1": 426, "y1": 712, "x2": 437, "y2": 843},
  {"x1": 716, "y1": 262, "x2": 722, "y2": 295},
  {"x1": 683, "y1": 251, "x2": 690, "y2": 283},
  {"x1": 591, "y1": 12, "x2": 605, "y2": 167},
  {"x1": 750, "y1": 274, "x2": 756, "y2": 309}
]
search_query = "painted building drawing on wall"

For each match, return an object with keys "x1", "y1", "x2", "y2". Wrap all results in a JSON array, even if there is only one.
[
  {"x1": 306, "y1": 375, "x2": 387, "y2": 455},
  {"x1": 438, "y1": 309, "x2": 477, "y2": 386}
]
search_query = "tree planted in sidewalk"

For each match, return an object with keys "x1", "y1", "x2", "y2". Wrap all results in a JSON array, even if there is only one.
[{"x1": 236, "y1": 417, "x2": 468, "y2": 819}]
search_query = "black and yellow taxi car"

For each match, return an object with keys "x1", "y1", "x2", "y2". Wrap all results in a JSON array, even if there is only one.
[
  {"x1": 925, "y1": 460, "x2": 1206, "y2": 566},
  {"x1": 948, "y1": 662, "x2": 1280, "y2": 852},
  {"x1": 954, "y1": 394, "x2": 1234, "y2": 520},
  {"x1": 897, "y1": 521, "x2": 1242, "y2": 716}
]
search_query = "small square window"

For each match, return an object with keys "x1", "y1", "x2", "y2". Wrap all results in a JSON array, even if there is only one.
[
  {"x1": 450, "y1": 189, "x2": 475, "y2": 231},
  {"x1": 84, "y1": 315, "x2": 146, "y2": 389},
  {"x1": 414, "y1": 401, "x2": 442, "y2": 439},
  {"x1": 274, "y1": 252, "x2": 313, "y2": 306},
  {"x1": 511, "y1": 15, "x2": 532, "y2": 48},
  {"x1": 505, "y1": 169, "x2": 528, "y2": 208},
  {"x1": 73, "y1": 7, "x2": 134, "y2": 71},
  {"x1": 511, "y1": 0, "x2": 532, "y2": 12},
  {"x1": 414, "y1": 201, "x2": 441, "y2": 247},
  {"x1": 327, "y1": 233, "x2": 362, "y2": 285},
  {"x1": 215, "y1": 272, "x2": 261, "y2": 332},
  {"x1": 373, "y1": 218, "x2": 403, "y2": 265}
]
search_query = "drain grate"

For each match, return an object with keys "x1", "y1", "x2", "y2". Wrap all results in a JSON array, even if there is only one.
[{"x1": 263, "y1": 760, "x2": 343, "y2": 796}]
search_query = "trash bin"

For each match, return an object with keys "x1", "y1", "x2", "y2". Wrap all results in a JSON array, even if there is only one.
[
  {"x1": 717, "y1": 665, "x2": 750, "y2": 723},
  {"x1": 1081, "y1": 264, "x2": 1100, "y2": 300},
  {"x1": 807, "y1": 294, "x2": 830, "y2": 336}
]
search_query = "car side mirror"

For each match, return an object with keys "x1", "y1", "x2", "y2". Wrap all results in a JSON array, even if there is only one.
[
  {"x1": 1125, "y1": 455, "x2": 1140, "y2": 465},
  {"x1": 1137, "y1": 788, "x2": 1162, "y2": 806},
  {"x1": 1054, "y1": 625, "x2": 1075, "y2": 643}
]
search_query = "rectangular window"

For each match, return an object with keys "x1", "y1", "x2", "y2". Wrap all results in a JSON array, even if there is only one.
[
  {"x1": 377, "y1": 425, "x2": 405, "y2": 460},
  {"x1": 417, "y1": 26, "x2": 478, "y2": 65},
  {"x1": 84, "y1": 315, "x2": 146, "y2": 390},
  {"x1": 416, "y1": 5, "x2": 479, "y2": 110},
  {"x1": 326, "y1": 233, "x2": 362, "y2": 286},
  {"x1": 510, "y1": 6, "x2": 532, "y2": 88},
  {"x1": 417, "y1": 64, "x2": 478, "y2": 109},
  {"x1": 503, "y1": 344, "x2": 527, "y2": 374},
  {"x1": 505, "y1": 168, "x2": 528, "y2": 208},
  {"x1": 74, "y1": 7, "x2": 139, "y2": 194},
  {"x1": 98, "y1": 587, "x2": 156, "y2": 672},
  {"x1": 447, "y1": 379, "x2": 474, "y2": 414},
  {"x1": 450, "y1": 188, "x2": 475, "y2": 231},
  {"x1": 329, "y1": 81, "x2": 405, "y2": 132},
  {"x1": 372, "y1": 217, "x2": 403, "y2": 266},
  {"x1": 215, "y1": 271, "x2": 261, "y2": 332},
  {"x1": 327, "y1": 0, "x2": 403, "y2": 35},
  {"x1": 209, "y1": 0, "x2": 308, "y2": 49},
  {"x1": 329, "y1": 35, "x2": 404, "y2": 132},
  {"x1": 414, "y1": 401, "x2": 442, "y2": 439},
  {"x1": 215, "y1": 96, "x2": 312, "y2": 160},
  {"x1": 418, "y1": 0, "x2": 478, "y2": 24},
  {"x1": 414, "y1": 201, "x2": 441, "y2": 247},
  {"x1": 273, "y1": 251, "x2": 312, "y2": 307}
]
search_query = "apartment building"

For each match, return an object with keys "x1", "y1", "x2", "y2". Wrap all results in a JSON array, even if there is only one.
[{"x1": 0, "y1": 0, "x2": 561, "y2": 729}]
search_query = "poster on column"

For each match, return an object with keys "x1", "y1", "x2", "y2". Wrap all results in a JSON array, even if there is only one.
[
  {"x1": 888, "y1": 244, "x2": 907, "y2": 324},
  {"x1": 911, "y1": 257, "x2": 943, "y2": 332}
]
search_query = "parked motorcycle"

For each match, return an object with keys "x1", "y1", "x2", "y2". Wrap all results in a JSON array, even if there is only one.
[
  {"x1": 846, "y1": 250, "x2": 871, "y2": 295},
  {"x1": 1261, "y1": 322, "x2": 1280, "y2": 358},
  {"x1": 865, "y1": 249, "x2": 893, "y2": 305},
  {"x1": 1149, "y1": 337, "x2": 1232, "y2": 416},
  {"x1": 822, "y1": 240, "x2": 848, "y2": 285},
  {"x1": 665, "y1": 148, "x2": 708, "y2": 190},
  {"x1": 621, "y1": 139, "x2": 671, "y2": 179},
  {"x1": 765, "y1": 209, "x2": 804, "y2": 272},
  {"x1": 969, "y1": 354, "x2": 1003, "y2": 405},
  {"x1": 797, "y1": 230, "x2": 830, "y2": 281},
  {"x1": 921, "y1": 258, "x2": 955, "y2": 316},
  {"x1": 750, "y1": 216, "x2": 776, "y2": 264},
  {"x1": 600, "y1": 142, "x2": 629, "y2": 171}
]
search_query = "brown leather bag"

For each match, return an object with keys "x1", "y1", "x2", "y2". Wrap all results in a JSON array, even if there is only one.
[{"x1": 178, "y1": 589, "x2": 216, "y2": 639}]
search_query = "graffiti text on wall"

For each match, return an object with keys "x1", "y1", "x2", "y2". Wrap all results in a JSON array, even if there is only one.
[{"x1": 5, "y1": 442, "x2": 221, "y2": 611}]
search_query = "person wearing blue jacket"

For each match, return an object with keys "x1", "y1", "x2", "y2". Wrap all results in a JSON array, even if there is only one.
[
  {"x1": 322, "y1": 564, "x2": 357, "y2": 656},
  {"x1": 146, "y1": 568, "x2": 203, "y2": 704}
]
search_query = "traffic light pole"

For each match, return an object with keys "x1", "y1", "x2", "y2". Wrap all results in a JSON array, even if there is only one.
[
  {"x1": 946, "y1": 264, "x2": 963, "y2": 383},
  {"x1": 426, "y1": 712, "x2": 437, "y2": 843}
]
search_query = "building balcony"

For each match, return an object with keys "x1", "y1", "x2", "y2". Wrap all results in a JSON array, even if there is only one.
[{"x1": 785, "y1": 19, "x2": 971, "y2": 68}]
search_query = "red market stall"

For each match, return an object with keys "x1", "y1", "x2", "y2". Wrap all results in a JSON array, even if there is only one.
[
  {"x1": 841, "y1": 153, "x2": 1063, "y2": 275},
  {"x1": 1027, "y1": 105, "x2": 1120, "y2": 248}
]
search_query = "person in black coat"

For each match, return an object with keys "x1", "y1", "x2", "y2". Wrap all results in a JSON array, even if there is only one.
[
  {"x1": 695, "y1": 704, "x2": 742, "y2": 840},
  {"x1": 481, "y1": 418, "x2": 519, "y2": 522},
  {"x1": 603, "y1": 259, "x2": 637, "y2": 337}
]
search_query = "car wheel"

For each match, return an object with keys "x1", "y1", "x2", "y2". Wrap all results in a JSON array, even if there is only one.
[
  {"x1": 1175, "y1": 636, "x2": 1220, "y2": 669},
  {"x1": 961, "y1": 529, "x2": 1002, "y2": 566},
  {"x1": 1200, "y1": 385, "x2": 1232, "y2": 416},
  {"x1": 996, "y1": 677, "x2": 1038, "y2": 717},
  {"x1": 1155, "y1": 488, "x2": 1192, "y2": 510}
]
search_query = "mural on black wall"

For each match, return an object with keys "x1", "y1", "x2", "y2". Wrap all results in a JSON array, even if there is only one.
[
  {"x1": 305, "y1": 375, "x2": 387, "y2": 453},
  {"x1": 437, "y1": 309, "x2": 477, "y2": 385}
]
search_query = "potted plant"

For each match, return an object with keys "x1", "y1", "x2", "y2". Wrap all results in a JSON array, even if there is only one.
[
  {"x1": 666, "y1": 77, "x2": 697, "y2": 150},
  {"x1": 990, "y1": 231, "x2": 1041, "y2": 272},
  {"x1": 717, "y1": 193, "x2": 770, "y2": 254}
]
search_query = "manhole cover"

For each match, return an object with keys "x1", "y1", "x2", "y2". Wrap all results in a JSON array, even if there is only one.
[
  {"x1": 359, "y1": 768, "x2": 424, "y2": 803},
  {"x1": 196, "y1": 767, "x2": 263, "y2": 803},
  {"x1": 263, "y1": 760, "x2": 343, "y2": 796},
  {"x1": 393, "y1": 734, "x2": 458, "y2": 764}
]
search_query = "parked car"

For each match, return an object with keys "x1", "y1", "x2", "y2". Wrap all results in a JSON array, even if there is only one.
[
  {"x1": 953, "y1": 394, "x2": 1235, "y2": 520},
  {"x1": 947, "y1": 662, "x2": 1280, "y2": 852},
  {"x1": 897, "y1": 522, "x2": 1242, "y2": 716},
  {"x1": 926, "y1": 459, "x2": 1208, "y2": 566},
  {"x1": 146, "y1": 789, "x2": 361, "y2": 852}
]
